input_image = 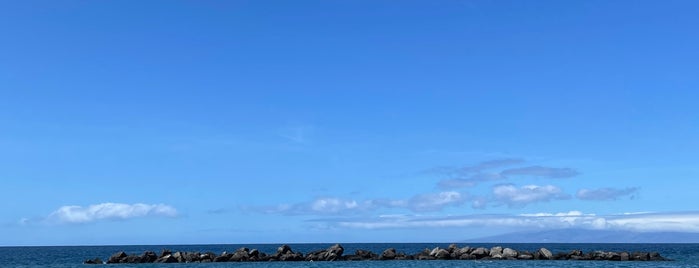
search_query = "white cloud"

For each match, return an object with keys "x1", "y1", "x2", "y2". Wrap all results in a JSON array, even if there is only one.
[
  {"x1": 493, "y1": 184, "x2": 570, "y2": 207},
  {"x1": 47, "y1": 203, "x2": 178, "y2": 224},
  {"x1": 500, "y1": 166, "x2": 579, "y2": 179},
  {"x1": 310, "y1": 198, "x2": 361, "y2": 213},
  {"x1": 254, "y1": 197, "x2": 377, "y2": 215},
  {"x1": 252, "y1": 191, "x2": 467, "y2": 216},
  {"x1": 326, "y1": 211, "x2": 699, "y2": 232},
  {"x1": 576, "y1": 187, "x2": 639, "y2": 201}
]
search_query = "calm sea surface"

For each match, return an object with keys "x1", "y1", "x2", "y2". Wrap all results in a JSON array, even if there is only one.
[{"x1": 1, "y1": 243, "x2": 698, "y2": 268}]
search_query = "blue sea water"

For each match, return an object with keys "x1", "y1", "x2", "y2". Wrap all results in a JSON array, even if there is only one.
[{"x1": 1, "y1": 243, "x2": 698, "y2": 268}]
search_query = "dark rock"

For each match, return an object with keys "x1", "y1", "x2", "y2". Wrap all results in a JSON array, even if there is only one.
[
  {"x1": 568, "y1": 250, "x2": 583, "y2": 257},
  {"x1": 620, "y1": 252, "x2": 629, "y2": 261},
  {"x1": 213, "y1": 254, "x2": 230, "y2": 262},
  {"x1": 431, "y1": 248, "x2": 450, "y2": 259},
  {"x1": 184, "y1": 252, "x2": 200, "y2": 263},
  {"x1": 537, "y1": 248, "x2": 553, "y2": 260},
  {"x1": 447, "y1": 244, "x2": 458, "y2": 253},
  {"x1": 107, "y1": 251, "x2": 128, "y2": 264},
  {"x1": 470, "y1": 247, "x2": 489, "y2": 259},
  {"x1": 455, "y1": 246, "x2": 471, "y2": 258},
  {"x1": 632, "y1": 252, "x2": 650, "y2": 261},
  {"x1": 160, "y1": 249, "x2": 172, "y2": 258},
  {"x1": 172, "y1": 252, "x2": 185, "y2": 263},
  {"x1": 517, "y1": 253, "x2": 533, "y2": 260},
  {"x1": 355, "y1": 249, "x2": 376, "y2": 260},
  {"x1": 140, "y1": 251, "x2": 158, "y2": 263},
  {"x1": 607, "y1": 252, "x2": 621, "y2": 261},
  {"x1": 280, "y1": 252, "x2": 304, "y2": 261},
  {"x1": 489, "y1": 246, "x2": 503, "y2": 259},
  {"x1": 650, "y1": 252, "x2": 666, "y2": 261},
  {"x1": 230, "y1": 250, "x2": 249, "y2": 262},
  {"x1": 277, "y1": 245, "x2": 292, "y2": 255},
  {"x1": 155, "y1": 254, "x2": 178, "y2": 263},
  {"x1": 125, "y1": 255, "x2": 142, "y2": 263},
  {"x1": 200, "y1": 252, "x2": 216, "y2": 262},
  {"x1": 554, "y1": 252, "x2": 568, "y2": 260},
  {"x1": 83, "y1": 258, "x2": 103, "y2": 264},
  {"x1": 459, "y1": 253, "x2": 476, "y2": 260},
  {"x1": 381, "y1": 248, "x2": 396, "y2": 260},
  {"x1": 502, "y1": 248, "x2": 518, "y2": 259}
]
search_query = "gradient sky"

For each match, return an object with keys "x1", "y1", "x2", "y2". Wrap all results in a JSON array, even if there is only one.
[{"x1": 2, "y1": 1, "x2": 699, "y2": 246}]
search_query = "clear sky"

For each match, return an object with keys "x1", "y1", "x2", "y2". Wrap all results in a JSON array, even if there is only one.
[{"x1": 1, "y1": 1, "x2": 699, "y2": 246}]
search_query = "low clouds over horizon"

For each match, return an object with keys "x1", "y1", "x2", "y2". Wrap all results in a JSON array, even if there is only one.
[
  {"x1": 317, "y1": 211, "x2": 699, "y2": 233},
  {"x1": 244, "y1": 158, "x2": 640, "y2": 218}
]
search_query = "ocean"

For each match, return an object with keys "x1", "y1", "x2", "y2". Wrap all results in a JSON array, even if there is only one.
[{"x1": 1, "y1": 243, "x2": 698, "y2": 268}]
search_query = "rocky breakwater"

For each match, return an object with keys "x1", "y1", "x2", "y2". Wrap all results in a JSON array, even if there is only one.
[{"x1": 84, "y1": 244, "x2": 670, "y2": 264}]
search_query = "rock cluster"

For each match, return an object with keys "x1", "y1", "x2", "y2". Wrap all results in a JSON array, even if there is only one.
[{"x1": 84, "y1": 243, "x2": 669, "y2": 264}]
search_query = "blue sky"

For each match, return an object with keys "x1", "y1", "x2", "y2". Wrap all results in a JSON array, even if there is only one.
[{"x1": 1, "y1": 1, "x2": 699, "y2": 246}]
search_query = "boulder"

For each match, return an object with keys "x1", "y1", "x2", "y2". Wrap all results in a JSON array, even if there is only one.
[
  {"x1": 230, "y1": 250, "x2": 249, "y2": 262},
  {"x1": 650, "y1": 252, "x2": 666, "y2": 261},
  {"x1": 490, "y1": 246, "x2": 503, "y2": 259},
  {"x1": 140, "y1": 251, "x2": 158, "y2": 263},
  {"x1": 172, "y1": 252, "x2": 185, "y2": 263},
  {"x1": 279, "y1": 252, "x2": 304, "y2": 261},
  {"x1": 125, "y1": 255, "x2": 142, "y2": 263},
  {"x1": 322, "y1": 244, "x2": 344, "y2": 261},
  {"x1": 517, "y1": 253, "x2": 533, "y2": 260},
  {"x1": 470, "y1": 247, "x2": 489, "y2": 259},
  {"x1": 155, "y1": 254, "x2": 178, "y2": 263},
  {"x1": 459, "y1": 253, "x2": 476, "y2": 260},
  {"x1": 160, "y1": 249, "x2": 172, "y2": 258},
  {"x1": 455, "y1": 246, "x2": 471, "y2": 257},
  {"x1": 83, "y1": 258, "x2": 103, "y2": 264},
  {"x1": 213, "y1": 254, "x2": 231, "y2": 262},
  {"x1": 184, "y1": 252, "x2": 200, "y2": 263},
  {"x1": 447, "y1": 244, "x2": 459, "y2": 253},
  {"x1": 427, "y1": 247, "x2": 449, "y2": 259},
  {"x1": 355, "y1": 249, "x2": 376, "y2": 260},
  {"x1": 631, "y1": 252, "x2": 649, "y2": 261},
  {"x1": 502, "y1": 248, "x2": 518, "y2": 259},
  {"x1": 277, "y1": 245, "x2": 293, "y2": 255},
  {"x1": 107, "y1": 251, "x2": 128, "y2": 264},
  {"x1": 200, "y1": 252, "x2": 216, "y2": 262},
  {"x1": 381, "y1": 248, "x2": 396, "y2": 260},
  {"x1": 537, "y1": 248, "x2": 553, "y2": 260},
  {"x1": 613, "y1": 251, "x2": 626, "y2": 261}
]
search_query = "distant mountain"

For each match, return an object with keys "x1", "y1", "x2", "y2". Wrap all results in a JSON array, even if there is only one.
[{"x1": 464, "y1": 229, "x2": 699, "y2": 243}]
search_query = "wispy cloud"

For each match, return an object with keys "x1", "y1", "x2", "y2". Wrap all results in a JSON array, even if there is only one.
[
  {"x1": 317, "y1": 211, "x2": 699, "y2": 232},
  {"x1": 45, "y1": 203, "x2": 178, "y2": 224},
  {"x1": 247, "y1": 197, "x2": 377, "y2": 216},
  {"x1": 432, "y1": 159, "x2": 578, "y2": 189},
  {"x1": 492, "y1": 184, "x2": 570, "y2": 208},
  {"x1": 500, "y1": 166, "x2": 579, "y2": 179},
  {"x1": 247, "y1": 191, "x2": 467, "y2": 216},
  {"x1": 577, "y1": 187, "x2": 639, "y2": 201},
  {"x1": 406, "y1": 191, "x2": 464, "y2": 212}
]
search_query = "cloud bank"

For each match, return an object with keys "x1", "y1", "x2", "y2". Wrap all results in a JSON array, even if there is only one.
[
  {"x1": 322, "y1": 211, "x2": 699, "y2": 232},
  {"x1": 47, "y1": 203, "x2": 178, "y2": 224},
  {"x1": 432, "y1": 159, "x2": 579, "y2": 189},
  {"x1": 492, "y1": 184, "x2": 570, "y2": 207},
  {"x1": 577, "y1": 187, "x2": 639, "y2": 201}
]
